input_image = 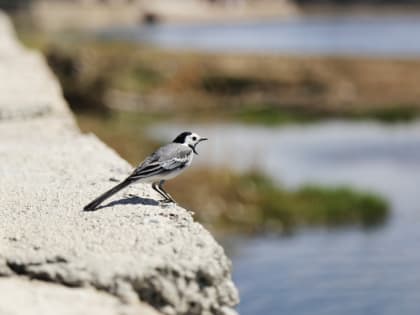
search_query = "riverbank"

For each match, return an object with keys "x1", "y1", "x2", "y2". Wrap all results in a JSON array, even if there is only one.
[
  {"x1": 28, "y1": 39, "x2": 420, "y2": 123},
  {"x1": 299, "y1": 3, "x2": 420, "y2": 15}
]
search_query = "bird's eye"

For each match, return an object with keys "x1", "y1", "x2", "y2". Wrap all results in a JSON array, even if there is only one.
[{"x1": 192, "y1": 136, "x2": 197, "y2": 141}]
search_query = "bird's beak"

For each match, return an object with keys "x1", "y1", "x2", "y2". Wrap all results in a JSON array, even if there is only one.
[{"x1": 192, "y1": 137, "x2": 208, "y2": 155}]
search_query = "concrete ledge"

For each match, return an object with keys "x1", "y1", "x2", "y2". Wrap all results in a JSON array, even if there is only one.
[
  {"x1": 0, "y1": 278, "x2": 160, "y2": 315},
  {"x1": 0, "y1": 12, "x2": 238, "y2": 315}
]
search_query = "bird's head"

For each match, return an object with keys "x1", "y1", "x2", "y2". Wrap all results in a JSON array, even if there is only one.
[{"x1": 173, "y1": 131, "x2": 208, "y2": 155}]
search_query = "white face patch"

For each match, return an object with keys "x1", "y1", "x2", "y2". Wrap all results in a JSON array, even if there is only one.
[
  {"x1": 183, "y1": 133, "x2": 207, "y2": 155},
  {"x1": 185, "y1": 133, "x2": 201, "y2": 146}
]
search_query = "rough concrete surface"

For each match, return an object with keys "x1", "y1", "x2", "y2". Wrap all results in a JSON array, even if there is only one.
[
  {"x1": 0, "y1": 11, "x2": 239, "y2": 315},
  {"x1": 0, "y1": 278, "x2": 159, "y2": 315}
]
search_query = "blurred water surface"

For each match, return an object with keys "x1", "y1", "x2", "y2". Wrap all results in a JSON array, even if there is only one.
[
  {"x1": 101, "y1": 14, "x2": 420, "y2": 56},
  {"x1": 151, "y1": 120, "x2": 420, "y2": 315}
]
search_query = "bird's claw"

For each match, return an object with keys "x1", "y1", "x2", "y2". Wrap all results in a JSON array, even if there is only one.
[{"x1": 159, "y1": 199, "x2": 176, "y2": 207}]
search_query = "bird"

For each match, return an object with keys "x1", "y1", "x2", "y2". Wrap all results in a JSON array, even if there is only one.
[{"x1": 83, "y1": 131, "x2": 208, "y2": 211}]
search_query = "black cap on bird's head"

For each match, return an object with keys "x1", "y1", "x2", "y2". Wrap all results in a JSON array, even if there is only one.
[
  {"x1": 173, "y1": 131, "x2": 208, "y2": 155},
  {"x1": 173, "y1": 132, "x2": 192, "y2": 143}
]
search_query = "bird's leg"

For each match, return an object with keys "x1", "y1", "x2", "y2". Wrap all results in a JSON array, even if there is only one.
[
  {"x1": 152, "y1": 182, "x2": 169, "y2": 202},
  {"x1": 158, "y1": 180, "x2": 176, "y2": 203}
]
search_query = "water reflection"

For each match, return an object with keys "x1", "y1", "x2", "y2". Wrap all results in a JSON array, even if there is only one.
[{"x1": 151, "y1": 120, "x2": 420, "y2": 315}]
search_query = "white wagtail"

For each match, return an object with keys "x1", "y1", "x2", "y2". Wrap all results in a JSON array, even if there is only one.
[{"x1": 83, "y1": 131, "x2": 207, "y2": 211}]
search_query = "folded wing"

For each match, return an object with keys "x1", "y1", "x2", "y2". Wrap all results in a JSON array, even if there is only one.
[{"x1": 126, "y1": 145, "x2": 192, "y2": 181}]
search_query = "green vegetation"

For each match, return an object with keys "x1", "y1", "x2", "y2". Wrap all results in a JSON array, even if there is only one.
[
  {"x1": 275, "y1": 185, "x2": 388, "y2": 228},
  {"x1": 170, "y1": 169, "x2": 389, "y2": 235},
  {"x1": 200, "y1": 75, "x2": 278, "y2": 95},
  {"x1": 234, "y1": 105, "x2": 318, "y2": 125},
  {"x1": 119, "y1": 64, "x2": 164, "y2": 92},
  {"x1": 234, "y1": 104, "x2": 420, "y2": 126},
  {"x1": 351, "y1": 106, "x2": 420, "y2": 123}
]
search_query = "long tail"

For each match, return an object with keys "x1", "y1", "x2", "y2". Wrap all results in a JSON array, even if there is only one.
[{"x1": 84, "y1": 179, "x2": 132, "y2": 211}]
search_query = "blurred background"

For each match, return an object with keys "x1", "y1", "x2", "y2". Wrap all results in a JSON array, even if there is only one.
[{"x1": 3, "y1": 0, "x2": 420, "y2": 314}]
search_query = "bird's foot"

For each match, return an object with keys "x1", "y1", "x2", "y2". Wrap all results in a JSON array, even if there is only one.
[{"x1": 159, "y1": 199, "x2": 176, "y2": 207}]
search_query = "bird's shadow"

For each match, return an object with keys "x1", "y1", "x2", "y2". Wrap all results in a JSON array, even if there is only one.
[{"x1": 87, "y1": 195, "x2": 160, "y2": 212}]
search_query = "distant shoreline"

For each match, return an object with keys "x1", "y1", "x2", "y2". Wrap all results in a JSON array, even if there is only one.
[{"x1": 299, "y1": 4, "x2": 420, "y2": 16}]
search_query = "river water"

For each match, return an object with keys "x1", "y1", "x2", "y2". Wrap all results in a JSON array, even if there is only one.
[
  {"x1": 151, "y1": 121, "x2": 420, "y2": 315},
  {"x1": 100, "y1": 14, "x2": 420, "y2": 57}
]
